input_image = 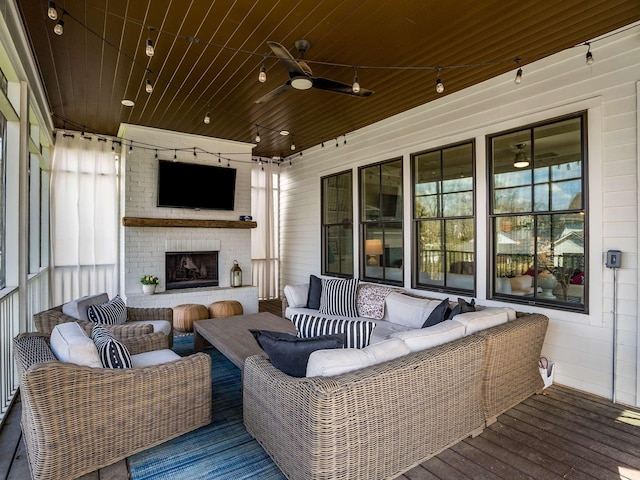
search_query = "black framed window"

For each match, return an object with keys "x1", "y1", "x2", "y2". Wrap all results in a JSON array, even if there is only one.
[
  {"x1": 489, "y1": 113, "x2": 587, "y2": 311},
  {"x1": 413, "y1": 141, "x2": 475, "y2": 293},
  {"x1": 322, "y1": 170, "x2": 353, "y2": 277},
  {"x1": 360, "y1": 158, "x2": 403, "y2": 284}
]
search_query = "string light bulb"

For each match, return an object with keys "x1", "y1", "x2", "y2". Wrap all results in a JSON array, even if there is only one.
[
  {"x1": 321, "y1": 140, "x2": 325, "y2": 149},
  {"x1": 258, "y1": 65, "x2": 267, "y2": 83},
  {"x1": 47, "y1": 1, "x2": 58, "y2": 20},
  {"x1": 352, "y1": 68, "x2": 360, "y2": 93},
  {"x1": 145, "y1": 78, "x2": 153, "y2": 94},
  {"x1": 255, "y1": 129, "x2": 261, "y2": 143},
  {"x1": 203, "y1": 112, "x2": 211, "y2": 124},
  {"x1": 145, "y1": 36, "x2": 154, "y2": 57},
  {"x1": 585, "y1": 43, "x2": 594, "y2": 65},
  {"x1": 173, "y1": 149, "x2": 177, "y2": 162},
  {"x1": 435, "y1": 68, "x2": 444, "y2": 94},
  {"x1": 335, "y1": 138, "x2": 339, "y2": 148},
  {"x1": 291, "y1": 139, "x2": 296, "y2": 151},
  {"x1": 514, "y1": 58, "x2": 523, "y2": 84},
  {"x1": 54, "y1": 18, "x2": 64, "y2": 35}
]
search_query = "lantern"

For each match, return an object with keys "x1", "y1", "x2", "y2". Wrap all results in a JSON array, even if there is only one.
[{"x1": 230, "y1": 260, "x2": 242, "y2": 287}]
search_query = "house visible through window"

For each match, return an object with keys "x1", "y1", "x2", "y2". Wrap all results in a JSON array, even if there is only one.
[
  {"x1": 413, "y1": 141, "x2": 475, "y2": 293},
  {"x1": 489, "y1": 113, "x2": 587, "y2": 311},
  {"x1": 360, "y1": 158, "x2": 403, "y2": 284},
  {"x1": 322, "y1": 170, "x2": 353, "y2": 277}
]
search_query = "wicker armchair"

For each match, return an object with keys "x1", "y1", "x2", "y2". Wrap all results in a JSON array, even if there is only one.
[
  {"x1": 13, "y1": 332, "x2": 212, "y2": 480},
  {"x1": 34, "y1": 304, "x2": 174, "y2": 351}
]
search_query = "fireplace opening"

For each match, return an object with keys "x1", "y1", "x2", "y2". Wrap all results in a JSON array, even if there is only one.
[{"x1": 165, "y1": 251, "x2": 219, "y2": 290}]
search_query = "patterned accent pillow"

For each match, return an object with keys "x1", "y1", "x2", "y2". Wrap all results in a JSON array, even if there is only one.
[
  {"x1": 318, "y1": 278, "x2": 359, "y2": 317},
  {"x1": 292, "y1": 314, "x2": 375, "y2": 349},
  {"x1": 91, "y1": 324, "x2": 132, "y2": 368},
  {"x1": 87, "y1": 295, "x2": 127, "y2": 325},
  {"x1": 356, "y1": 283, "x2": 396, "y2": 320}
]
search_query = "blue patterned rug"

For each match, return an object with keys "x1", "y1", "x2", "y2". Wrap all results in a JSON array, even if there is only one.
[{"x1": 128, "y1": 335, "x2": 286, "y2": 480}]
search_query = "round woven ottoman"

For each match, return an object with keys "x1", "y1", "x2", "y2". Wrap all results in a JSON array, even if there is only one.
[
  {"x1": 208, "y1": 300, "x2": 243, "y2": 318},
  {"x1": 173, "y1": 303, "x2": 209, "y2": 332}
]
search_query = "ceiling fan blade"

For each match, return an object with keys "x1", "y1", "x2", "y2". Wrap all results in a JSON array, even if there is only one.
[
  {"x1": 255, "y1": 81, "x2": 292, "y2": 104},
  {"x1": 312, "y1": 77, "x2": 374, "y2": 97},
  {"x1": 267, "y1": 41, "x2": 308, "y2": 77}
]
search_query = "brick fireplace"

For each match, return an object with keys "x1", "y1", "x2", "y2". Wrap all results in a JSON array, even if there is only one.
[{"x1": 118, "y1": 123, "x2": 258, "y2": 313}]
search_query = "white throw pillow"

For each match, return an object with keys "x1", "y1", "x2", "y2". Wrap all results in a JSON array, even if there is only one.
[
  {"x1": 283, "y1": 283, "x2": 309, "y2": 308},
  {"x1": 391, "y1": 320, "x2": 466, "y2": 352},
  {"x1": 61, "y1": 293, "x2": 109, "y2": 321},
  {"x1": 50, "y1": 322, "x2": 102, "y2": 368},
  {"x1": 453, "y1": 308, "x2": 511, "y2": 335},
  {"x1": 306, "y1": 338, "x2": 410, "y2": 377},
  {"x1": 383, "y1": 292, "x2": 443, "y2": 329}
]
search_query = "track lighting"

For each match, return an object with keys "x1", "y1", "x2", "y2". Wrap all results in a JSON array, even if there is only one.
[
  {"x1": 435, "y1": 68, "x2": 444, "y2": 94},
  {"x1": 585, "y1": 43, "x2": 594, "y2": 65},
  {"x1": 259, "y1": 65, "x2": 267, "y2": 83},
  {"x1": 47, "y1": 1, "x2": 58, "y2": 20},
  {"x1": 352, "y1": 68, "x2": 360, "y2": 94},
  {"x1": 145, "y1": 78, "x2": 153, "y2": 94},
  {"x1": 54, "y1": 18, "x2": 64, "y2": 35},
  {"x1": 204, "y1": 112, "x2": 211, "y2": 124}
]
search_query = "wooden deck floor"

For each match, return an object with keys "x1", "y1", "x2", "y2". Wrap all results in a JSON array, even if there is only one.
[{"x1": 3, "y1": 300, "x2": 639, "y2": 479}]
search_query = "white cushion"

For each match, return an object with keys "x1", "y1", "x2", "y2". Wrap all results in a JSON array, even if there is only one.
[
  {"x1": 62, "y1": 293, "x2": 109, "y2": 321},
  {"x1": 131, "y1": 349, "x2": 181, "y2": 368},
  {"x1": 453, "y1": 308, "x2": 511, "y2": 335},
  {"x1": 306, "y1": 338, "x2": 410, "y2": 377},
  {"x1": 126, "y1": 320, "x2": 172, "y2": 336},
  {"x1": 391, "y1": 320, "x2": 466, "y2": 352},
  {"x1": 383, "y1": 292, "x2": 442, "y2": 329},
  {"x1": 283, "y1": 283, "x2": 309, "y2": 308},
  {"x1": 50, "y1": 322, "x2": 102, "y2": 367}
]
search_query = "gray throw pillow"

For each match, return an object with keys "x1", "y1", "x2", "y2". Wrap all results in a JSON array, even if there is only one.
[
  {"x1": 306, "y1": 274, "x2": 323, "y2": 309},
  {"x1": 421, "y1": 297, "x2": 450, "y2": 328},
  {"x1": 250, "y1": 329, "x2": 344, "y2": 377}
]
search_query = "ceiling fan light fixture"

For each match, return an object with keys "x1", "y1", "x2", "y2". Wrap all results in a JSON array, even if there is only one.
[
  {"x1": 291, "y1": 76, "x2": 313, "y2": 90},
  {"x1": 513, "y1": 144, "x2": 530, "y2": 168}
]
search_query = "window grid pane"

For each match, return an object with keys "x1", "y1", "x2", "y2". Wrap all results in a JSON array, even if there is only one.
[{"x1": 322, "y1": 171, "x2": 353, "y2": 276}]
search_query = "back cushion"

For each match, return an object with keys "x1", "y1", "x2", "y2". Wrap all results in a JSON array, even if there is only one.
[
  {"x1": 50, "y1": 321, "x2": 102, "y2": 367},
  {"x1": 283, "y1": 283, "x2": 309, "y2": 308},
  {"x1": 62, "y1": 293, "x2": 110, "y2": 321},
  {"x1": 453, "y1": 308, "x2": 512, "y2": 335},
  {"x1": 384, "y1": 292, "x2": 444, "y2": 329}
]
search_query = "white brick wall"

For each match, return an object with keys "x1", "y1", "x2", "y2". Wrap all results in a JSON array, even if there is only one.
[{"x1": 117, "y1": 124, "x2": 257, "y2": 308}]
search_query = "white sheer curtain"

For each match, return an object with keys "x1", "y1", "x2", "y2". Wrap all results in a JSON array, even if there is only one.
[
  {"x1": 50, "y1": 131, "x2": 119, "y2": 305},
  {"x1": 251, "y1": 160, "x2": 279, "y2": 299}
]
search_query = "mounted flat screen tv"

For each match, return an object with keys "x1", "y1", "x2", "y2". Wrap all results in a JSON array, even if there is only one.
[{"x1": 157, "y1": 160, "x2": 236, "y2": 210}]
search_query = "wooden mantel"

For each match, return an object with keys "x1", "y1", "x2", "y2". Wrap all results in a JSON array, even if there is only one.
[{"x1": 122, "y1": 217, "x2": 257, "y2": 229}]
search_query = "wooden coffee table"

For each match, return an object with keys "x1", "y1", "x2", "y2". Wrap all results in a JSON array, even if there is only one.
[{"x1": 193, "y1": 312, "x2": 297, "y2": 369}]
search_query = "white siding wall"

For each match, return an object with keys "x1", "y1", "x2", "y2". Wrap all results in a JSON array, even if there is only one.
[
  {"x1": 280, "y1": 25, "x2": 640, "y2": 406},
  {"x1": 117, "y1": 124, "x2": 257, "y2": 311}
]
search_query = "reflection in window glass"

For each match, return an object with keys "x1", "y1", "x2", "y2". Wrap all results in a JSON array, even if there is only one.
[
  {"x1": 413, "y1": 141, "x2": 475, "y2": 292},
  {"x1": 490, "y1": 114, "x2": 586, "y2": 311},
  {"x1": 360, "y1": 158, "x2": 403, "y2": 283},
  {"x1": 322, "y1": 171, "x2": 353, "y2": 276}
]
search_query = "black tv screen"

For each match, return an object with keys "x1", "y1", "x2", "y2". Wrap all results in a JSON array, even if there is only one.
[{"x1": 157, "y1": 160, "x2": 236, "y2": 210}]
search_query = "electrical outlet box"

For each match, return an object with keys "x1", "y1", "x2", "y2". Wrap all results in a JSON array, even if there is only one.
[{"x1": 606, "y1": 250, "x2": 621, "y2": 268}]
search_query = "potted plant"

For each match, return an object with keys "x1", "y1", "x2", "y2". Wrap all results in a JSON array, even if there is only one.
[{"x1": 140, "y1": 275, "x2": 159, "y2": 295}]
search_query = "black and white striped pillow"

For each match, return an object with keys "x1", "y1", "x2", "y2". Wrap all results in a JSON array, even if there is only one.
[
  {"x1": 292, "y1": 314, "x2": 375, "y2": 349},
  {"x1": 87, "y1": 295, "x2": 127, "y2": 324},
  {"x1": 318, "y1": 278, "x2": 359, "y2": 317},
  {"x1": 91, "y1": 324, "x2": 132, "y2": 368}
]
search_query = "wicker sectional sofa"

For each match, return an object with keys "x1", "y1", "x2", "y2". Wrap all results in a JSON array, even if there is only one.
[{"x1": 244, "y1": 310, "x2": 548, "y2": 480}]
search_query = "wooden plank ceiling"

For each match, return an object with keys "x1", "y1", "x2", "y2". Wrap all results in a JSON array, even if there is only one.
[{"x1": 17, "y1": 0, "x2": 640, "y2": 158}]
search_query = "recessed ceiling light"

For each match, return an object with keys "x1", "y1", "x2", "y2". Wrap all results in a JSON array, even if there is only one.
[
  {"x1": 279, "y1": 130, "x2": 289, "y2": 136},
  {"x1": 121, "y1": 99, "x2": 135, "y2": 107}
]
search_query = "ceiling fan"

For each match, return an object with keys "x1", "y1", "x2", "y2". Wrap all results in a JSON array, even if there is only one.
[{"x1": 255, "y1": 39, "x2": 374, "y2": 104}]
